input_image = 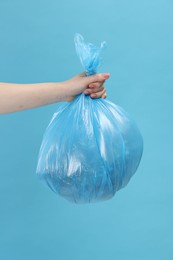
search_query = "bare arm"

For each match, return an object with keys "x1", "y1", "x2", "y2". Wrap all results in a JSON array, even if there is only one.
[{"x1": 0, "y1": 72, "x2": 109, "y2": 114}]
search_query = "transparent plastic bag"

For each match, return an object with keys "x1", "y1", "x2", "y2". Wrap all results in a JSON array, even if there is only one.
[{"x1": 36, "y1": 34, "x2": 143, "y2": 203}]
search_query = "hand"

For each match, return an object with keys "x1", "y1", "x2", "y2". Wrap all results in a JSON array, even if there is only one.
[
  {"x1": 85, "y1": 81, "x2": 107, "y2": 99},
  {"x1": 65, "y1": 71, "x2": 110, "y2": 102}
]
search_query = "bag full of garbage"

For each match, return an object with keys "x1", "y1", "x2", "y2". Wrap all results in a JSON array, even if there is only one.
[{"x1": 36, "y1": 34, "x2": 143, "y2": 203}]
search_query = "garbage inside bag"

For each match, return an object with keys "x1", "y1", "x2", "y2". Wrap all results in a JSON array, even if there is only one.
[{"x1": 36, "y1": 34, "x2": 143, "y2": 203}]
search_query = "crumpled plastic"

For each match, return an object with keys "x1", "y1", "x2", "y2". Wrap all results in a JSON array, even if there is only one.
[{"x1": 36, "y1": 33, "x2": 143, "y2": 203}]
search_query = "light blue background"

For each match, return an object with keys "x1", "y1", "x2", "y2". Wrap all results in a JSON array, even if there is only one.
[{"x1": 0, "y1": 0, "x2": 173, "y2": 259}]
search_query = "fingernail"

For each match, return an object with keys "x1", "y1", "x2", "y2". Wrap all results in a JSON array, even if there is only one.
[
  {"x1": 91, "y1": 94, "x2": 96, "y2": 98},
  {"x1": 103, "y1": 73, "x2": 110, "y2": 79},
  {"x1": 89, "y1": 85, "x2": 94, "y2": 88},
  {"x1": 84, "y1": 91, "x2": 89, "y2": 95}
]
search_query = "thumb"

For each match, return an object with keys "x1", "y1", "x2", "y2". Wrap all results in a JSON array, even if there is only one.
[{"x1": 86, "y1": 73, "x2": 110, "y2": 85}]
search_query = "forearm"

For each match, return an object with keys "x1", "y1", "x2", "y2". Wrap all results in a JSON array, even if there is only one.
[
  {"x1": 0, "y1": 82, "x2": 67, "y2": 114},
  {"x1": 0, "y1": 73, "x2": 109, "y2": 114}
]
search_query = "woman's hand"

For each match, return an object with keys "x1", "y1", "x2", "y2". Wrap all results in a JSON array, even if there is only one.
[
  {"x1": 65, "y1": 72, "x2": 109, "y2": 101},
  {"x1": 0, "y1": 72, "x2": 110, "y2": 114},
  {"x1": 86, "y1": 81, "x2": 107, "y2": 99}
]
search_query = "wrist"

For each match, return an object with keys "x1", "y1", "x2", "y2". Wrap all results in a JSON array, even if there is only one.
[
  {"x1": 51, "y1": 81, "x2": 69, "y2": 102},
  {"x1": 60, "y1": 80, "x2": 77, "y2": 101}
]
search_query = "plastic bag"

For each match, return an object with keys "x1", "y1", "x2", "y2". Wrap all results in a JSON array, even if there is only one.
[{"x1": 36, "y1": 34, "x2": 143, "y2": 203}]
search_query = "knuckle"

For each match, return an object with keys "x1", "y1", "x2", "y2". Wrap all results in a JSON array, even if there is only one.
[
  {"x1": 91, "y1": 83, "x2": 98, "y2": 88},
  {"x1": 95, "y1": 74, "x2": 102, "y2": 81},
  {"x1": 95, "y1": 82, "x2": 101, "y2": 88}
]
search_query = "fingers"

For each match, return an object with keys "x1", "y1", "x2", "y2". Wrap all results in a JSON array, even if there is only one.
[
  {"x1": 84, "y1": 82, "x2": 107, "y2": 99},
  {"x1": 84, "y1": 84, "x2": 104, "y2": 95},
  {"x1": 73, "y1": 72, "x2": 109, "y2": 99},
  {"x1": 101, "y1": 92, "x2": 107, "y2": 99},
  {"x1": 77, "y1": 71, "x2": 110, "y2": 82},
  {"x1": 90, "y1": 87, "x2": 107, "y2": 99},
  {"x1": 88, "y1": 81, "x2": 104, "y2": 89},
  {"x1": 86, "y1": 73, "x2": 110, "y2": 84},
  {"x1": 66, "y1": 91, "x2": 107, "y2": 102}
]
